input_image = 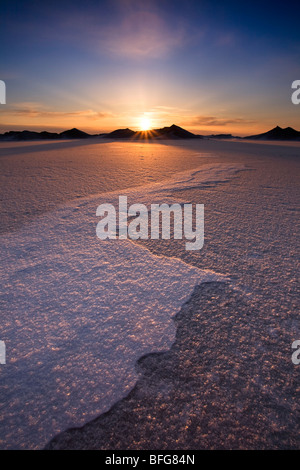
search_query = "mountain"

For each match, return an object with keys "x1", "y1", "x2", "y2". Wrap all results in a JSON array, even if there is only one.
[
  {"x1": 0, "y1": 128, "x2": 93, "y2": 141},
  {"x1": 150, "y1": 124, "x2": 201, "y2": 139},
  {"x1": 245, "y1": 126, "x2": 300, "y2": 141},
  {"x1": 0, "y1": 124, "x2": 202, "y2": 141},
  {"x1": 101, "y1": 124, "x2": 203, "y2": 140},
  {"x1": 2, "y1": 124, "x2": 300, "y2": 142},
  {"x1": 103, "y1": 128, "x2": 136, "y2": 139},
  {"x1": 59, "y1": 128, "x2": 91, "y2": 139},
  {"x1": 0, "y1": 130, "x2": 59, "y2": 141},
  {"x1": 206, "y1": 133, "x2": 241, "y2": 139}
]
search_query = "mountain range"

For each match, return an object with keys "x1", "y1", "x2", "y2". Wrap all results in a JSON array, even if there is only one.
[
  {"x1": 0, "y1": 128, "x2": 92, "y2": 141},
  {"x1": 244, "y1": 126, "x2": 300, "y2": 141},
  {"x1": 0, "y1": 125, "x2": 299, "y2": 141}
]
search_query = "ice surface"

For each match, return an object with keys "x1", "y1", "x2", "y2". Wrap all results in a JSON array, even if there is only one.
[{"x1": 0, "y1": 162, "x2": 242, "y2": 449}]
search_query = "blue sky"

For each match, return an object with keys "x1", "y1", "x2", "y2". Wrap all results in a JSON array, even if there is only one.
[{"x1": 1, "y1": 0, "x2": 300, "y2": 134}]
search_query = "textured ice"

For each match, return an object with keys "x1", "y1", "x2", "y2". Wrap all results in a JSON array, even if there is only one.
[{"x1": 0, "y1": 162, "x2": 242, "y2": 449}]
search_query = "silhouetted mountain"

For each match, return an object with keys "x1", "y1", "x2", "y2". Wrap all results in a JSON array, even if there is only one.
[
  {"x1": 206, "y1": 133, "x2": 241, "y2": 139},
  {"x1": 103, "y1": 128, "x2": 136, "y2": 139},
  {"x1": 0, "y1": 130, "x2": 57, "y2": 141},
  {"x1": 0, "y1": 125, "x2": 201, "y2": 141},
  {"x1": 151, "y1": 124, "x2": 201, "y2": 139},
  {"x1": 2, "y1": 124, "x2": 300, "y2": 142},
  {"x1": 0, "y1": 128, "x2": 93, "y2": 141},
  {"x1": 39, "y1": 131, "x2": 60, "y2": 140},
  {"x1": 101, "y1": 124, "x2": 203, "y2": 140},
  {"x1": 59, "y1": 128, "x2": 91, "y2": 139},
  {"x1": 245, "y1": 126, "x2": 300, "y2": 141}
]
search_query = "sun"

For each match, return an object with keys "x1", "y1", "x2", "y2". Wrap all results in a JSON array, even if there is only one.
[{"x1": 140, "y1": 117, "x2": 151, "y2": 131}]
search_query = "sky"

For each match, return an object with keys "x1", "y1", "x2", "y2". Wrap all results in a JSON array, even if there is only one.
[{"x1": 1, "y1": 0, "x2": 300, "y2": 135}]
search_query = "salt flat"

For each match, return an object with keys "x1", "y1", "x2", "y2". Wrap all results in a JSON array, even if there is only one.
[
  {"x1": 0, "y1": 139, "x2": 299, "y2": 449},
  {"x1": 1, "y1": 138, "x2": 299, "y2": 234}
]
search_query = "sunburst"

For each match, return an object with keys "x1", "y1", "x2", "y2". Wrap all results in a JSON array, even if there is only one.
[{"x1": 139, "y1": 117, "x2": 151, "y2": 131}]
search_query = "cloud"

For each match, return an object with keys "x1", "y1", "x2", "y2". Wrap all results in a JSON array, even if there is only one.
[
  {"x1": 214, "y1": 32, "x2": 236, "y2": 47},
  {"x1": 184, "y1": 115, "x2": 257, "y2": 127},
  {"x1": 4, "y1": 103, "x2": 111, "y2": 120},
  {"x1": 151, "y1": 105, "x2": 189, "y2": 113},
  {"x1": 44, "y1": 6, "x2": 189, "y2": 60},
  {"x1": 96, "y1": 11, "x2": 187, "y2": 59},
  {"x1": 3, "y1": 2, "x2": 196, "y2": 61}
]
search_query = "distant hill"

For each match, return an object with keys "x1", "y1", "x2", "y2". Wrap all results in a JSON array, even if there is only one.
[
  {"x1": 102, "y1": 128, "x2": 136, "y2": 139},
  {"x1": 0, "y1": 124, "x2": 202, "y2": 141},
  {"x1": 0, "y1": 130, "x2": 58, "y2": 141},
  {"x1": 151, "y1": 124, "x2": 201, "y2": 139},
  {"x1": 2, "y1": 124, "x2": 299, "y2": 142},
  {"x1": 59, "y1": 128, "x2": 91, "y2": 139},
  {"x1": 102, "y1": 124, "x2": 203, "y2": 140},
  {"x1": 244, "y1": 126, "x2": 300, "y2": 141},
  {"x1": 206, "y1": 133, "x2": 241, "y2": 140},
  {"x1": 0, "y1": 128, "x2": 93, "y2": 141}
]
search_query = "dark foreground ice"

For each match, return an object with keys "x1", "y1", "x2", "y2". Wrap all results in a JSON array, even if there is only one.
[{"x1": 46, "y1": 281, "x2": 299, "y2": 450}]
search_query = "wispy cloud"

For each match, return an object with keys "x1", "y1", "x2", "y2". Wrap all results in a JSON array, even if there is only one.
[
  {"x1": 97, "y1": 11, "x2": 187, "y2": 59},
  {"x1": 214, "y1": 32, "x2": 236, "y2": 47},
  {"x1": 4, "y1": 103, "x2": 111, "y2": 120},
  {"x1": 184, "y1": 115, "x2": 257, "y2": 127},
  {"x1": 20, "y1": 4, "x2": 190, "y2": 60}
]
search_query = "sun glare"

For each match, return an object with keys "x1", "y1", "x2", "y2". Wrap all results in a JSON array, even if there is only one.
[{"x1": 140, "y1": 117, "x2": 151, "y2": 131}]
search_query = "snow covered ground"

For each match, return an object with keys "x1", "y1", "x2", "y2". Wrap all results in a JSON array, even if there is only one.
[
  {"x1": 0, "y1": 139, "x2": 299, "y2": 449},
  {"x1": 0, "y1": 147, "x2": 241, "y2": 449}
]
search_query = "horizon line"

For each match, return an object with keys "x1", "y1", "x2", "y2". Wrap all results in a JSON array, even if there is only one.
[{"x1": 0, "y1": 123, "x2": 299, "y2": 139}]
